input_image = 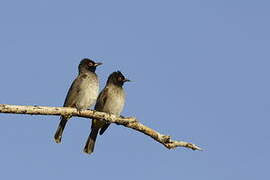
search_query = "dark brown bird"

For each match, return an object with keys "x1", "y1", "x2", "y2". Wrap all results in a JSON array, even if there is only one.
[
  {"x1": 84, "y1": 71, "x2": 130, "y2": 154},
  {"x1": 54, "y1": 58, "x2": 102, "y2": 143}
]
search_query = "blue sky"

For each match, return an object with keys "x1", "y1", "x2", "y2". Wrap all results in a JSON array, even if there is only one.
[{"x1": 0, "y1": 0, "x2": 269, "y2": 179}]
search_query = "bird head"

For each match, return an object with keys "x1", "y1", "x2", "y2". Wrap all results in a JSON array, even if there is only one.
[
  {"x1": 107, "y1": 71, "x2": 130, "y2": 87},
  {"x1": 79, "y1": 58, "x2": 102, "y2": 73}
]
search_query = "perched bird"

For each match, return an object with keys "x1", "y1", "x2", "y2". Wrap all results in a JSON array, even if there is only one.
[
  {"x1": 54, "y1": 58, "x2": 102, "y2": 143},
  {"x1": 84, "y1": 71, "x2": 130, "y2": 154}
]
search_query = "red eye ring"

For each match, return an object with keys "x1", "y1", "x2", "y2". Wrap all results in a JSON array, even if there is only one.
[
  {"x1": 88, "y1": 62, "x2": 93, "y2": 66},
  {"x1": 118, "y1": 77, "x2": 123, "y2": 81}
]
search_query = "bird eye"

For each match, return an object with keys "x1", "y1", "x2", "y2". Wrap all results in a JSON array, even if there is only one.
[
  {"x1": 118, "y1": 77, "x2": 123, "y2": 81},
  {"x1": 88, "y1": 62, "x2": 93, "y2": 66}
]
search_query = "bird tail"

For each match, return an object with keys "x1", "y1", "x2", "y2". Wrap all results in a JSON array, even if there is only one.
[
  {"x1": 84, "y1": 127, "x2": 99, "y2": 154},
  {"x1": 99, "y1": 123, "x2": 110, "y2": 135},
  {"x1": 54, "y1": 116, "x2": 68, "y2": 144}
]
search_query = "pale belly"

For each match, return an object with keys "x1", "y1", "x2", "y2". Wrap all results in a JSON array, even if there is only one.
[
  {"x1": 76, "y1": 77, "x2": 99, "y2": 110},
  {"x1": 102, "y1": 93, "x2": 125, "y2": 116}
]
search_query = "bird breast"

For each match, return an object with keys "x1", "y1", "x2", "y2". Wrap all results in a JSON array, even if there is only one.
[
  {"x1": 102, "y1": 86, "x2": 125, "y2": 116},
  {"x1": 76, "y1": 73, "x2": 99, "y2": 110}
]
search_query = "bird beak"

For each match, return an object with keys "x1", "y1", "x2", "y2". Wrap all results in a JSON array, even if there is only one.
[
  {"x1": 123, "y1": 78, "x2": 131, "y2": 82},
  {"x1": 94, "y1": 62, "x2": 103, "y2": 67}
]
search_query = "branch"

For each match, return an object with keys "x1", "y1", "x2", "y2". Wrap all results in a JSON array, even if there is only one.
[{"x1": 0, "y1": 104, "x2": 202, "y2": 151}]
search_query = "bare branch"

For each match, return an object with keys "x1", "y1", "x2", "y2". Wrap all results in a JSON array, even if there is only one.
[{"x1": 0, "y1": 104, "x2": 202, "y2": 151}]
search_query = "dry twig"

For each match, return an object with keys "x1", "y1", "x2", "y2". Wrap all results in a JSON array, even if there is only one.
[{"x1": 0, "y1": 104, "x2": 202, "y2": 151}]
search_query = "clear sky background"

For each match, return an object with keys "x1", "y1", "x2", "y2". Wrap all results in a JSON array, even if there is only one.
[{"x1": 0, "y1": 0, "x2": 269, "y2": 179}]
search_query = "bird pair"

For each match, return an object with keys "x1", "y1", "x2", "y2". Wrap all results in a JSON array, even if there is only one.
[{"x1": 54, "y1": 58, "x2": 130, "y2": 154}]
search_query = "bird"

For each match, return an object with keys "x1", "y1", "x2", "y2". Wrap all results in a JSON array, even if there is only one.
[
  {"x1": 54, "y1": 58, "x2": 102, "y2": 144},
  {"x1": 83, "y1": 71, "x2": 130, "y2": 154}
]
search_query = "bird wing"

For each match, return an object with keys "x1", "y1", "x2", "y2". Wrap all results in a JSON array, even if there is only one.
[
  {"x1": 63, "y1": 74, "x2": 86, "y2": 107},
  {"x1": 94, "y1": 87, "x2": 112, "y2": 135},
  {"x1": 94, "y1": 87, "x2": 109, "y2": 111}
]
